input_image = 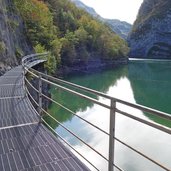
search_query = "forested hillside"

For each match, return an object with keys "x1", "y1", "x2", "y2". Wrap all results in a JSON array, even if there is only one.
[
  {"x1": 2, "y1": 0, "x2": 129, "y2": 73},
  {"x1": 70, "y1": 0, "x2": 132, "y2": 40}
]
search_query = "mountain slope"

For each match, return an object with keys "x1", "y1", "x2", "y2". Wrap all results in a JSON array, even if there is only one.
[
  {"x1": 105, "y1": 19, "x2": 132, "y2": 40},
  {"x1": 70, "y1": 0, "x2": 99, "y2": 18},
  {"x1": 0, "y1": 0, "x2": 129, "y2": 75},
  {"x1": 128, "y1": 0, "x2": 171, "y2": 59},
  {"x1": 70, "y1": 0, "x2": 132, "y2": 39}
]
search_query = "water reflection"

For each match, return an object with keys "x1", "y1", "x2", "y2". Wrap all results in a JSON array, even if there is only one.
[
  {"x1": 46, "y1": 67, "x2": 127, "y2": 128},
  {"x1": 128, "y1": 60, "x2": 171, "y2": 127},
  {"x1": 47, "y1": 62, "x2": 171, "y2": 171}
]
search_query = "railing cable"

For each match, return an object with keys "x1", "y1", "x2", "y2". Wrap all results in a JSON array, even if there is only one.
[
  {"x1": 22, "y1": 54, "x2": 171, "y2": 171},
  {"x1": 28, "y1": 67, "x2": 171, "y2": 121},
  {"x1": 116, "y1": 108, "x2": 171, "y2": 135},
  {"x1": 41, "y1": 93, "x2": 109, "y2": 136},
  {"x1": 41, "y1": 107, "x2": 109, "y2": 162},
  {"x1": 25, "y1": 87, "x2": 39, "y2": 107},
  {"x1": 41, "y1": 77, "x2": 111, "y2": 109},
  {"x1": 29, "y1": 67, "x2": 113, "y2": 100},
  {"x1": 25, "y1": 77, "x2": 39, "y2": 93},
  {"x1": 42, "y1": 118, "x2": 100, "y2": 171},
  {"x1": 115, "y1": 137, "x2": 170, "y2": 171}
]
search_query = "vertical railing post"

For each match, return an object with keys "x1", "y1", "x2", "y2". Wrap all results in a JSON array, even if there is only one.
[
  {"x1": 108, "y1": 98, "x2": 116, "y2": 171},
  {"x1": 38, "y1": 74, "x2": 42, "y2": 115},
  {"x1": 22, "y1": 64, "x2": 27, "y2": 97}
]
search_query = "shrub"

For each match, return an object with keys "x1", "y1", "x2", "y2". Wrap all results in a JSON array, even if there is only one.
[{"x1": 0, "y1": 41, "x2": 6, "y2": 54}]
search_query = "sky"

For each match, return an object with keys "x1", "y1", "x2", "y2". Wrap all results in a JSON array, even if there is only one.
[{"x1": 79, "y1": 0, "x2": 144, "y2": 24}]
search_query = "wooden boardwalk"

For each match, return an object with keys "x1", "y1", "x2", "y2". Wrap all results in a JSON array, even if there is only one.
[{"x1": 0, "y1": 66, "x2": 89, "y2": 171}]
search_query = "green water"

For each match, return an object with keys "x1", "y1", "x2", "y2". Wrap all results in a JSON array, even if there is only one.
[{"x1": 47, "y1": 60, "x2": 171, "y2": 171}]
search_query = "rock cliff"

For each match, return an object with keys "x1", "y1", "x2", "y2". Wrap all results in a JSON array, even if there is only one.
[
  {"x1": 0, "y1": 0, "x2": 32, "y2": 75},
  {"x1": 128, "y1": 0, "x2": 171, "y2": 59}
]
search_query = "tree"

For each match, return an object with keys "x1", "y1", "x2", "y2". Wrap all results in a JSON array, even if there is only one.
[
  {"x1": 75, "y1": 27, "x2": 88, "y2": 45},
  {"x1": 14, "y1": 0, "x2": 129, "y2": 71},
  {"x1": 50, "y1": 39, "x2": 62, "y2": 65}
]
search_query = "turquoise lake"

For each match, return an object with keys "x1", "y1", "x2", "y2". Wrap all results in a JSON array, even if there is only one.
[{"x1": 47, "y1": 60, "x2": 171, "y2": 171}]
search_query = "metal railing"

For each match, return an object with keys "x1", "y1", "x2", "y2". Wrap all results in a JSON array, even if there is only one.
[
  {"x1": 22, "y1": 52, "x2": 48, "y2": 69},
  {"x1": 22, "y1": 54, "x2": 171, "y2": 171}
]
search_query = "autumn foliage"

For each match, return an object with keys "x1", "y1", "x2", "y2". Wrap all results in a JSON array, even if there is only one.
[{"x1": 14, "y1": 0, "x2": 129, "y2": 72}]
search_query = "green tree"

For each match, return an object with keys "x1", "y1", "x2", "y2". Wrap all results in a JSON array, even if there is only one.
[
  {"x1": 34, "y1": 44, "x2": 46, "y2": 53},
  {"x1": 60, "y1": 36, "x2": 77, "y2": 66},
  {"x1": 14, "y1": 0, "x2": 129, "y2": 71},
  {"x1": 45, "y1": 55, "x2": 57, "y2": 74},
  {"x1": 0, "y1": 41, "x2": 6, "y2": 54},
  {"x1": 75, "y1": 27, "x2": 88, "y2": 44},
  {"x1": 50, "y1": 39, "x2": 62, "y2": 65},
  {"x1": 14, "y1": 0, "x2": 57, "y2": 48}
]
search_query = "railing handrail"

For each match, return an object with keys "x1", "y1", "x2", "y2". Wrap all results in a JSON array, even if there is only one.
[
  {"x1": 25, "y1": 67, "x2": 171, "y2": 135},
  {"x1": 27, "y1": 67, "x2": 171, "y2": 121},
  {"x1": 22, "y1": 52, "x2": 48, "y2": 67},
  {"x1": 22, "y1": 54, "x2": 171, "y2": 171}
]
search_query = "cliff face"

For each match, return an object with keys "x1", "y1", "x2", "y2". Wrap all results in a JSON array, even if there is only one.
[
  {"x1": 128, "y1": 0, "x2": 171, "y2": 59},
  {"x1": 0, "y1": 0, "x2": 32, "y2": 75}
]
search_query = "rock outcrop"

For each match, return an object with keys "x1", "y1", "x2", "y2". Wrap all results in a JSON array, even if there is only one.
[
  {"x1": 128, "y1": 0, "x2": 171, "y2": 59},
  {"x1": 0, "y1": 0, "x2": 32, "y2": 75}
]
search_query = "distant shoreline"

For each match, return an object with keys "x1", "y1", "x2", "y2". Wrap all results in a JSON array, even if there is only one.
[
  {"x1": 129, "y1": 58, "x2": 171, "y2": 62},
  {"x1": 56, "y1": 57, "x2": 128, "y2": 76}
]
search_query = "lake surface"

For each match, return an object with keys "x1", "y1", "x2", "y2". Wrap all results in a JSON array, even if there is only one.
[{"x1": 47, "y1": 60, "x2": 171, "y2": 171}]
